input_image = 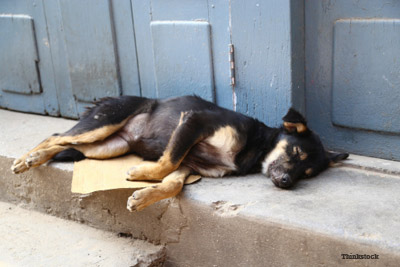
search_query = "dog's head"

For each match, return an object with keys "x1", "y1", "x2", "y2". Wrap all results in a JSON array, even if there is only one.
[{"x1": 262, "y1": 108, "x2": 348, "y2": 188}]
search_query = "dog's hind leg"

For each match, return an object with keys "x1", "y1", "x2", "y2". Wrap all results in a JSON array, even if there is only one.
[
  {"x1": 72, "y1": 135, "x2": 131, "y2": 159},
  {"x1": 20, "y1": 134, "x2": 131, "y2": 171},
  {"x1": 127, "y1": 110, "x2": 216, "y2": 181},
  {"x1": 12, "y1": 97, "x2": 156, "y2": 174},
  {"x1": 24, "y1": 145, "x2": 68, "y2": 169},
  {"x1": 11, "y1": 121, "x2": 127, "y2": 173},
  {"x1": 127, "y1": 166, "x2": 190, "y2": 211}
]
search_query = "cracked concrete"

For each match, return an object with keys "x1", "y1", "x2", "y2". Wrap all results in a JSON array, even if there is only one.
[
  {"x1": 159, "y1": 198, "x2": 188, "y2": 244},
  {"x1": 2, "y1": 109, "x2": 400, "y2": 266}
]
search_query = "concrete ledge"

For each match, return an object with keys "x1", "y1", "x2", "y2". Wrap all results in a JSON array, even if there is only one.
[{"x1": 1, "y1": 109, "x2": 400, "y2": 266}]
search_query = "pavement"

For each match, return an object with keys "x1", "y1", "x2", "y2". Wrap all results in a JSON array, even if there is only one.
[
  {"x1": 1, "y1": 108, "x2": 400, "y2": 266},
  {"x1": 0, "y1": 201, "x2": 165, "y2": 267}
]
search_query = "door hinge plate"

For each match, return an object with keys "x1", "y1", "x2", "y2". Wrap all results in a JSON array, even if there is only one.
[{"x1": 229, "y1": 44, "x2": 235, "y2": 86}]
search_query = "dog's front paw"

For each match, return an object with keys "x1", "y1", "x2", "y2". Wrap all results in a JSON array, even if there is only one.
[
  {"x1": 11, "y1": 158, "x2": 29, "y2": 174},
  {"x1": 126, "y1": 164, "x2": 155, "y2": 181},
  {"x1": 126, "y1": 166, "x2": 142, "y2": 181},
  {"x1": 127, "y1": 188, "x2": 156, "y2": 212},
  {"x1": 126, "y1": 161, "x2": 169, "y2": 181}
]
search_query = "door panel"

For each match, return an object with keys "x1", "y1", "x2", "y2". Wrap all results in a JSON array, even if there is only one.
[
  {"x1": 0, "y1": 0, "x2": 59, "y2": 116},
  {"x1": 59, "y1": 0, "x2": 120, "y2": 103},
  {"x1": 131, "y1": 0, "x2": 232, "y2": 108},
  {"x1": 150, "y1": 21, "x2": 214, "y2": 100},
  {"x1": 110, "y1": 0, "x2": 141, "y2": 97},
  {"x1": 306, "y1": 0, "x2": 400, "y2": 160},
  {"x1": 332, "y1": 19, "x2": 400, "y2": 134},
  {"x1": 0, "y1": 15, "x2": 41, "y2": 94},
  {"x1": 230, "y1": 0, "x2": 304, "y2": 127}
]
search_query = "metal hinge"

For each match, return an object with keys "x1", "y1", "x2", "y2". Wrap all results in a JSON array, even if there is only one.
[{"x1": 229, "y1": 44, "x2": 235, "y2": 86}]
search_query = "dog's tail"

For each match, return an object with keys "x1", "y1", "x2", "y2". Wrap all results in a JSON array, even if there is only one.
[{"x1": 53, "y1": 148, "x2": 86, "y2": 162}]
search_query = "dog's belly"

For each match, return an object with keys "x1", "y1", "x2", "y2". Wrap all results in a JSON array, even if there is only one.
[
  {"x1": 117, "y1": 113, "x2": 149, "y2": 142},
  {"x1": 183, "y1": 126, "x2": 241, "y2": 177},
  {"x1": 116, "y1": 113, "x2": 173, "y2": 160}
]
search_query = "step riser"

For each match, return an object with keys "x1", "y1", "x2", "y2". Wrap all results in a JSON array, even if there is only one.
[
  {"x1": 0, "y1": 156, "x2": 169, "y2": 242},
  {"x1": 167, "y1": 200, "x2": 399, "y2": 267}
]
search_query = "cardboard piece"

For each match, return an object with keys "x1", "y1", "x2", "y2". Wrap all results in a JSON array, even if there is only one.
[{"x1": 71, "y1": 154, "x2": 201, "y2": 194}]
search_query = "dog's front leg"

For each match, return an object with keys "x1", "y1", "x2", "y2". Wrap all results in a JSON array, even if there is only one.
[
  {"x1": 127, "y1": 111, "x2": 205, "y2": 181},
  {"x1": 127, "y1": 166, "x2": 190, "y2": 211}
]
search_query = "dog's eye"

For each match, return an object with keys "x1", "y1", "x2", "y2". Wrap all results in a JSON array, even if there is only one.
[
  {"x1": 293, "y1": 146, "x2": 307, "y2": 160},
  {"x1": 305, "y1": 168, "x2": 313, "y2": 177}
]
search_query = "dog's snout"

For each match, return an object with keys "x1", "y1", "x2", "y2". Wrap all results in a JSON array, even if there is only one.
[
  {"x1": 281, "y1": 175, "x2": 289, "y2": 184},
  {"x1": 278, "y1": 174, "x2": 293, "y2": 188}
]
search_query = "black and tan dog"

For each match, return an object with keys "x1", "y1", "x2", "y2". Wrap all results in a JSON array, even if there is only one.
[{"x1": 11, "y1": 95, "x2": 348, "y2": 211}]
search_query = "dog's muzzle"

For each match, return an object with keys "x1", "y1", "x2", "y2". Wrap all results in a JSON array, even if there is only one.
[{"x1": 267, "y1": 160, "x2": 293, "y2": 189}]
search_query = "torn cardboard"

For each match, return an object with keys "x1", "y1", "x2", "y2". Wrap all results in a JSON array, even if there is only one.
[{"x1": 72, "y1": 154, "x2": 201, "y2": 194}]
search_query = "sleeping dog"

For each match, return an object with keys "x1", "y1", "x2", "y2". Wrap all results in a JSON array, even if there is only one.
[{"x1": 11, "y1": 95, "x2": 348, "y2": 211}]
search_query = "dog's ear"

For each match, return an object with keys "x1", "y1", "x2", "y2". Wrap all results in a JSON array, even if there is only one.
[
  {"x1": 326, "y1": 151, "x2": 349, "y2": 165},
  {"x1": 282, "y1": 108, "x2": 308, "y2": 134}
]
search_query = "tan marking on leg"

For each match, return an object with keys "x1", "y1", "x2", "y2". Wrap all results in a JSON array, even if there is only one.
[
  {"x1": 12, "y1": 120, "x2": 129, "y2": 174},
  {"x1": 12, "y1": 145, "x2": 68, "y2": 173},
  {"x1": 127, "y1": 167, "x2": 190, "y2": 211},
  {"x1": 127, "y1": 112, "x2": 197, "y2": 181},
  {"x1": 25, "y1": 145, "x2": 67, "y2": 168},
  {"x1": 52, "y1": 120, "x2": 129, "y2": 145},
  {"x1": 126, "y1": 154, "x2": 177, "y2": 181},
  {"x1": 12, "y1": 136, "x2": 61, "y2": 173}
]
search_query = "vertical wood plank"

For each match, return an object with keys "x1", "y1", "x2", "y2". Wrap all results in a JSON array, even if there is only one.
[
  {"x1": 231, "y1": 0, "x2": 295, "y2": 126},
  {"x1": 208, "y1": 0, "x2": 232, "y2": 109},
  {"x1": 60, "y1": 0, "x2": 120, "y2": 102},
  {"x1": 110, "y1": 0, "x2": 141, "y2": 96}
]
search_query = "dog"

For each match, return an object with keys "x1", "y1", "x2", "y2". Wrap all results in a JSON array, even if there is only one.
[{"x1": 11, "y1": 95, "x2": 348, "y2": 211}]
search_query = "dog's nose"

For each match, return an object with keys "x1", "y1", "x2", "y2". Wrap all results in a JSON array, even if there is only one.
[{"x1": 279, "y1": 174, "x2": 292, "y2": 188}]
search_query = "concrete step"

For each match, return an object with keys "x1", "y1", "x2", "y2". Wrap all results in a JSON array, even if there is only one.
[
  {"x1": 1, "y1": 109, "x2": 400, "y2": 267},
  {"x1": 0, "y1": 201, "x2": 165, "y2": 266}
]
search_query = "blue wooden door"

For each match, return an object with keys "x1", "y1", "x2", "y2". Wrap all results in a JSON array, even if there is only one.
[
  {"x1": 1, "y1": 0, "x2": 234, "y2": 117},
  {"x1": 0, "y1": 0, "x2": 59, "y2": 116},
  {"x1": 1, "y1": 0, "x2": 301, "y2": 129},
  {"x1": 306, "y1": 0, "x2": 400, "y2": 160}
]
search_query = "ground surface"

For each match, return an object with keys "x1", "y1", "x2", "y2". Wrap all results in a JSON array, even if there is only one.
[{"x1": 0, "y1": 201, "x2": 164, "y2": 267}]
